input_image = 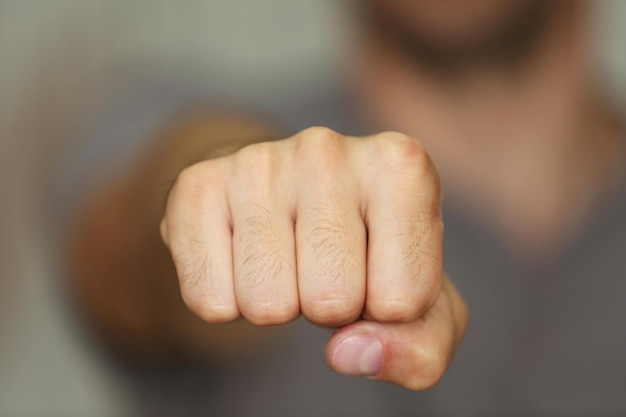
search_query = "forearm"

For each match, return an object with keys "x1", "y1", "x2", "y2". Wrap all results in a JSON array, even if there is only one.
[{"x1": 67, "y1": 110, "x2": 284, "y2": 360}]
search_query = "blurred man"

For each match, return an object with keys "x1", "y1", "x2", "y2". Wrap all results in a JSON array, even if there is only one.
[{"x1": 66, "y1": 0, "x2": 626, "y2": 415}]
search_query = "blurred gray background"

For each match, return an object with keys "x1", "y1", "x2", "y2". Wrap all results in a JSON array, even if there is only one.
[{"x1": 0, "y1": 1, "x2": 624, "y2": 415}]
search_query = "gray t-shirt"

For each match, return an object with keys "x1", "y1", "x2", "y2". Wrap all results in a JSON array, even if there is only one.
[{"x1": 57, "y1": 80, "x2": 626, "y2": 417}]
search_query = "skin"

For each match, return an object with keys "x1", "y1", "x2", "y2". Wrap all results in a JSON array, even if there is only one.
[{"x1": 160, "y1": 126, "x2": 468, "y2": 387}]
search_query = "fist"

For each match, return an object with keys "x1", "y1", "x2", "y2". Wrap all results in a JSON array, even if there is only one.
[{"x1": 161, "y1": 127, "x2": 467, "y2": 389}]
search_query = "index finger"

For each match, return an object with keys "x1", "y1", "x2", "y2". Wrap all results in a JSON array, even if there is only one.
[{"x1": 359, "y1": 132, "x2": 443, "y2": 322}]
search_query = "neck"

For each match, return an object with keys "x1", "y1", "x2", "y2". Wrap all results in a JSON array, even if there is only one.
[{"x1": 354, "y1": 3, "x2": 625, "y2": 260}]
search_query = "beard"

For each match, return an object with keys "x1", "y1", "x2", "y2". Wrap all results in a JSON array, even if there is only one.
[{"x1": 361, "y1": 0, "x2": 559, "y2": 74}]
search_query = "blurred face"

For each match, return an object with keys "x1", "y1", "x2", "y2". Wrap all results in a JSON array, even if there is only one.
[{"x1": 364, "y1": 0, "x2": 555, "y2": 68}]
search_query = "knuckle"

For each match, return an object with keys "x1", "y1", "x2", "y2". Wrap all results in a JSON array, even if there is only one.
[
  {"x1": 173, "y1": 250, "x2": 238, "y2": 322},
  {"x1": 183, "y1": 294, "x2": 238, "y2": 323},
  {"x1": 303, "y1": 296, "x2": 361, "y2": 325},
  {"x1": 366, "y1": 274, "x2": 442, "y2": 323},
  {"x1": 233, "y1": 142, "x2": 280, "y2": 189},
  {"x1": 170, "y1": 161, "x2": 222, "y2": 210},
  {"x1": 174, "y1": 163, "x2": 205, "y2": 196},
  {"x1": 367, "y1": 297, "x2": 418, "y2": 322},
  {"x1": 242, "y1": 300, "x2": 299, "y2": 326},
  {"x1": 296, "y1": 126, "x2": 346, "y2": 165},
  {"x1": 236, "y1": 141, "x2": 274, "y2": 167},
  {"x1": 417, "y1": 250, "x2": 443, "y2": 308},
  {"x1": 405, "y1": 343, "x2": 449, "y2": 391},
  {"x1": 418, "y1": 263, "x2": 444, "y2": 311},
  {"x1": 300, "y1": 126, "x2": 341, "y2": 143},
  {"x1": 376, "y1": 132, "x2": 432, "y2": 175}
]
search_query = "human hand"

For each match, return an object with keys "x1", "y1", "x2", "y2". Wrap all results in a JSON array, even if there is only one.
[{"x1": 160, "y1": 126, "x2": 468, "y2": 390}]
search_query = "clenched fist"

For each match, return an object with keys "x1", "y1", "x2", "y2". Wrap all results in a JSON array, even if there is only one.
[{"x1": 160, "y1": 127, "x2": 468, "y2": 390}]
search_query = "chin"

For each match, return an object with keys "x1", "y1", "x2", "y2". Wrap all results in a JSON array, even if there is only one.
[{"x1": 366, "y1": 0, "x2": 552, "y2": 58}]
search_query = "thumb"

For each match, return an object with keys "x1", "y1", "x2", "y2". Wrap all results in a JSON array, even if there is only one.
[{"x1": 325, "y1": 276, "x2": 468, "y2": 391}]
